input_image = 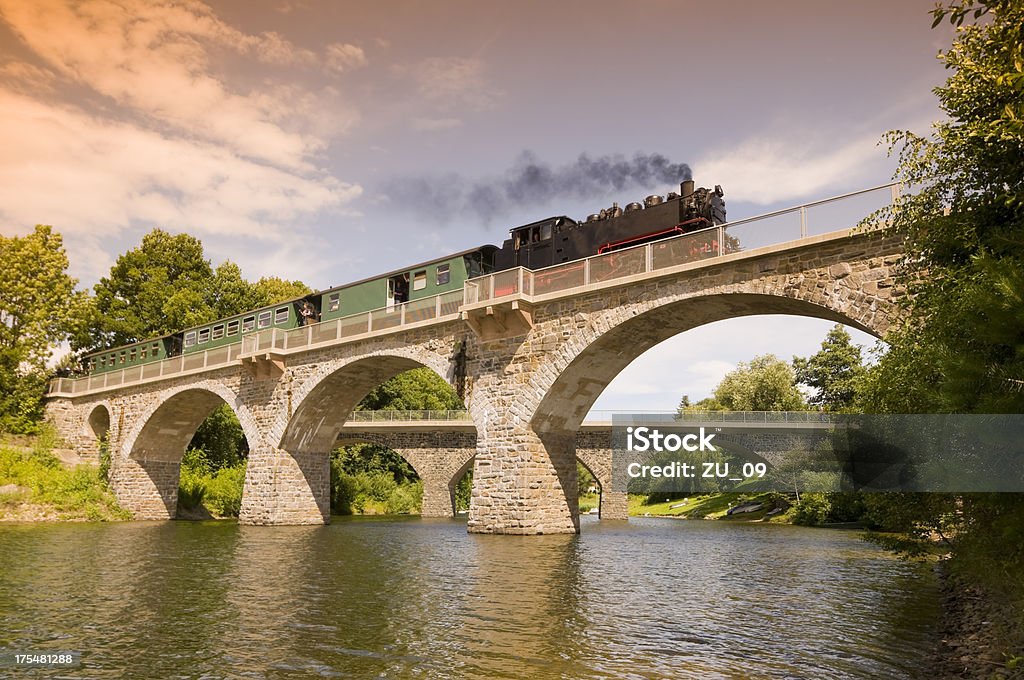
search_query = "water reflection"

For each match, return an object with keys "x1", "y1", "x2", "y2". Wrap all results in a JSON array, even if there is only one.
[{"x1": 0, "y1": 517, "x2": 938, "y2": 679}]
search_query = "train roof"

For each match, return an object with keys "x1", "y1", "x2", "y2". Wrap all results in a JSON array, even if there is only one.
[
  {"x1": 83, "y1": 332, "x2": 178, "y2": 359},
  {"x1": 505, "y1": 215, "x2": 576, "y2": 235},
  {"x1": 83, "y1": 244, "x2": 499, "y2": 358},
  {"x1": 177, "y1": 294, "x2": 311, "y2": 335},
  {"x1": 318, "y1": 244, "x2": 499, "y2": 294}
]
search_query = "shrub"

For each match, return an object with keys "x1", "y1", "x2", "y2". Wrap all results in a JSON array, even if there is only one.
[
  {"x1": 177, "y1": 464, "x2": 207, "y2": 511},
  {"x1": 792, "y1": 493, "x2": 832, "y2": 526},
  {"x1": 204, "y1": 464, "x2": 246, "y2": 517}
]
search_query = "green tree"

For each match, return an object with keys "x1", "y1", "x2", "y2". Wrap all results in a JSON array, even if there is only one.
[
  {"x1": 209, "y1": 262, "x2": 265, "y2": 321},
  {"x1": 793, "y1": 325, "x2": 866, "y2": 411},
  {"x1": 0, "y1": 226, "x2": 87, "y2": 432},
  {"x1": 88, "y1": 229, "x2": 215, "y2": 348},
  {"x1": 866, "y1": 0, "x2": 1024, "y2": 414},
  {"x1": 358, "y1": 367, "x2": 465, "y2": 411},
  {"x1": 86, "y1": 229, "x2": 299, "y2": 352},
  {"x1": 853, "y1": 4, "x2": 1024, "y2": 657},
  {"x1": 187, "y1": 404, "x2": 248, "y2": 469},
  {"x1": 713, "y1": 354, "x2": 806, "y2": 412},
  {"x1": 253, "y1": 277, "x2": 313, "y2": 306}
]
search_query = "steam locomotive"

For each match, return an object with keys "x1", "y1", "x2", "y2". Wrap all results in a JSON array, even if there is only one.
[
  {"x1": 81, "y1": 180, "x2": 725, "y2": 374},
  {"x1": 494, "y1": 179, "x2": 725, "y2": 269}
]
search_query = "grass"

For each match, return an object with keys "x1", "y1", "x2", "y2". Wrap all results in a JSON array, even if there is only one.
[
  {"x1": 628, "y1": 492, "x2": 794, "y2": 522},
  {"x1": 0, "y1": 432, "x2": 129, "y2": 521}
]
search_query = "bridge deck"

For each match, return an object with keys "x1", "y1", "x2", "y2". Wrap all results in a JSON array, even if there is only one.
[{"x1": 338, "y1": 410, "x2": 838, "y2": 433}]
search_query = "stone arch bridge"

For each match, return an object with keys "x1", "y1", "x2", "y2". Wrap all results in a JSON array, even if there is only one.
[{"x1": 46, "y1": 210, "x2": 906, "y2": 534}]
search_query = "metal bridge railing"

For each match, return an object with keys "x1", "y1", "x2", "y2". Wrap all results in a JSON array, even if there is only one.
[
  {"x1": 347, "y1": 410, "x2": 471, "y2": 422},
  {"x1": 339, "y1": 410, "x2": 837, "y2": 425},
  {"x1": 47, "y1": 343, "x2": 246, "y2": 397},
  {"x1": 48, "y1": 290, "x2": 465, "y2": 397},
  {"x1": 239, "y1": 289, "x2": 464, "y2": 359},
  {"x1": 464, "y1": 182, "x2": 900, "y2": 306}
]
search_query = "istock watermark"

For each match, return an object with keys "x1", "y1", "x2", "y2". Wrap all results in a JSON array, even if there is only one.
[
  {"x1": 609, "y1": 413, "x2": 1024, "y2": 494},
  {"x1": 625, "y1": 426, "x2": 717, "y2": 452}
]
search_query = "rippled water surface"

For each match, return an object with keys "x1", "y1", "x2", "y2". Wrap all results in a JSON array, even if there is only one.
[{"x1": 0, "y1": 517, "x2": 939, "y2": 679}]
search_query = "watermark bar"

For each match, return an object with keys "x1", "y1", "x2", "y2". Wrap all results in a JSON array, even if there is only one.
[
  {"x1": 0, "y1": 650, "x2": 81, "y2": 668},
  {"x1": 610, "y1": 413, "x2": 1024, "y2": 494}
]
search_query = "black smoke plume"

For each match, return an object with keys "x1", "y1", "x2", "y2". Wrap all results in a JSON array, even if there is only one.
[{"x1": 381, "y1": 151, "x2": 692, "y2": 225}]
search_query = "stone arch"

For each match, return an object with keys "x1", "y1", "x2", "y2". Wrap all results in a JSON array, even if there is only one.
[
  {"x1": 531, "y1": 291, "x2": 888, "y2": 436},
  {"x1": 279, "y1": 347, "x2": 461, "y2": 454},
  {"x1": 240, "y1": 346, "x2": 472, "y2": 527},
  {"x1": 334, "y1": 430, "x2": 477, "y2": 518},
  {"x1": 121, "y1": 380, "x2": 261, "y2": 461},
  {"x1": 110, "y1": 380, "x2": 259, "y2": 520},
  {"x1": 574, "y1": 455, "x2": 602, "y2": 515},
  {"x1": 463, "y1": 232, "x2": 905, "y2": 534},
  {"x1": 86, "y1": 403, "x2": 111, "y2": 443}
]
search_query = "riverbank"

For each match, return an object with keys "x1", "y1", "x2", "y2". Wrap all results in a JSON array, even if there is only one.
[
  {"x1": 932, "y1": 564, "x2": 1024, "y2": 679},
  {"x1": 0, "y1": 438, "x2": 128, "y2": 522}
]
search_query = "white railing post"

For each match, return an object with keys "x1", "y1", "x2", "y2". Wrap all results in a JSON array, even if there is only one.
[
  {"x1": 366, "y1": 311, "x2": 373, "y2": 333},
  {"x1": 489, "y1": 275, "x2": 495, "y2": 300},
  {"x1": 436, "y1": 294, "x2": 442, "y2": 318},
  {"x1": 307, "y1": 324, "x2": 313, "y2": 347},
  {"x1": 717, "y1": 226, "x2": 725, "y2": 255},
  {"x1": 645, "y1": 243, "x2": 653, "y2": 271},
  {"x1": 584, "y1": 257, "x2": 591, "y2": 285},
  {"x1": 203, "y1": 350, "x2": 208, "y2": 368},
  {"x1": 800, "y1": 206, "x2": 807, "y2": 238},
  {"x1": 517, "y1": 268, "x2": 524, "y2": 295},
  {"x1": 400, "y1": 303, "x2": 406, "y2": 326}
]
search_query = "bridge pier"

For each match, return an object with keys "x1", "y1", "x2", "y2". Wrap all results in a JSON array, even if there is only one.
[
  {"x1": 110, "y1": 457, "x2": 180, "y2": 520},
  {"x1": 421, "y1": 477, "x2": 456, "y2": 517},
  {"x1": 599, "y1": 491, "x2": 629, "y2": 520},
  {"x1": 468, "y1": 426, "x2": 580, "y2": 535},
  {"x1": 577, "y1": 440, "x2": 628, "y2": 521},
  {"x1": 239, "y1": 447, "x2": 329, "y2": 526}
]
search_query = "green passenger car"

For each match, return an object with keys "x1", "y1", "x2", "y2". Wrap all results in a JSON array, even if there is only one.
[
  {"x1": 79, "y1": 246, "x2": 496, "y2": 376},
  {"x1": 180, "y1": 298, "x2": 308, "y2": 355},
  {"x1": 318, "y1": 246, "x2": 496, "y2": 322},
  {"x1": 83, "y1": 335, "x2": 179, "y2": 374}
]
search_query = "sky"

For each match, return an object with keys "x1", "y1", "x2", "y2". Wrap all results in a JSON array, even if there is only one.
[{"x1": 0, "y1": 0, "x2": 954, "y2": 411}]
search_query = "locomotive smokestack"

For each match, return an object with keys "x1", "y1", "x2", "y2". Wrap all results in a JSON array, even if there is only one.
[{"x1": 681, "y1": 180, "x2": 694, "y2": 198}]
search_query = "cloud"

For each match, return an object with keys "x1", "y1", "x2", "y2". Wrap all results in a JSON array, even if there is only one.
[
  {"x1": 412, "y1": 117, "x2": 463, "y2": 131},
  {"x1": 397, "y1": 56, "x2": 502, "y2": 112},
  {"x1": 692, "y1": 133, "x2": 887, "y2": 205},
  {"x1": 0, "y1": 59, "x2": 56, "y2": 93},
  {"x1": 0, "y1": 0, "x2": 340, "y2": 168},
  {"x1": 0, "y1": 89, "x2": 359, "y2": 282},
  {"x1": 326, "y1": 42, "x2": 368, "y2": 73},
  {"x1": 0, "y1": 0, "x2": 366, "y2": 285}
]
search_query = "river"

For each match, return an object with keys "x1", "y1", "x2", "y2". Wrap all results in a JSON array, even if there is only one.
[{"x1": 0, "y1": 516, "x2": 939, "y2": 679}]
